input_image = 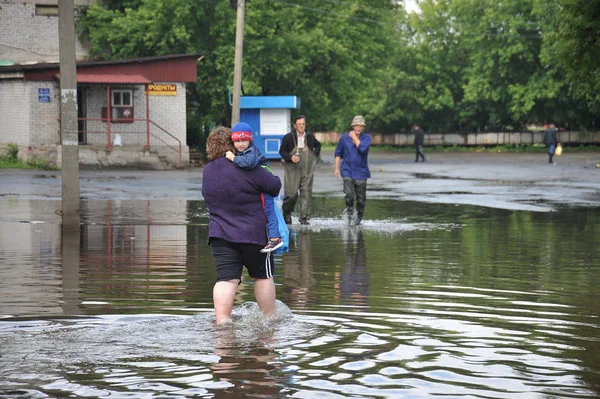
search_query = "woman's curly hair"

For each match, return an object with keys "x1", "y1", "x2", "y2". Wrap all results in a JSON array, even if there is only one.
[{"x1": 206, "y1": 126, "x2": 234, "y2": 161}]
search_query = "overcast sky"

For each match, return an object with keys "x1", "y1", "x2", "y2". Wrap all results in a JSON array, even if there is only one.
[{"x1": 404, "y1": 0, "x2": 421, "y2": 13}]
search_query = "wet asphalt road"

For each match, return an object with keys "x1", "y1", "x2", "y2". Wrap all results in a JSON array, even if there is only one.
[{"x1": 1, "y1": 150, "x2": 599, "y2": 212}]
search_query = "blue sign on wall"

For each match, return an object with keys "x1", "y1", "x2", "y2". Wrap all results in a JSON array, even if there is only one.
[{"x1": 38, "y1": 88, "x2": 50, "y2": 103}]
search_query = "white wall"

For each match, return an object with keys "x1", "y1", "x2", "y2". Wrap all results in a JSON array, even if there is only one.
[
  {"x1": 28, "y1": 81, "x2": 61, "y2": 146},
  {"x1": 0, "y1": 2, "x2": 89, "y2": 63},
  {"x1": 0, "y1": 81, "x2": 30, "y2": 146},
  {"x1": 0, "y1": 80, "x2": 61, "y2": 147},
  {"x1": 148, "y1": 83, "x2": 187, "y2": 147}
]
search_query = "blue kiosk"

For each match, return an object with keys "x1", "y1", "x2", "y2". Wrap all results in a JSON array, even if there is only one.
[{"x1": 239, "y1": 96, "x2": 301, "y2": 159}]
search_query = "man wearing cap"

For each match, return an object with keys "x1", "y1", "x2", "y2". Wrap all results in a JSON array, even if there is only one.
[
  {"x1": 279, "y1": 115, "x2": 322, "y2": 225},
  {"x1": 334, "y1": 115, "x2": 372, "y2": 225}
]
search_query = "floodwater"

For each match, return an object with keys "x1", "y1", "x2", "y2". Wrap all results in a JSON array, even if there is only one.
[
  {"x1": 1, "y1": 196, "x2": 599, "y2": 398},
  {"x1": 1, "y1": 151, "x2": 600, "y2": 398}
]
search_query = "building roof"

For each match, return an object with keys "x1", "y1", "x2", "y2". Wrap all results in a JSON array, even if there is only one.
[
  {"x1": 56, "y1": 73, "x2": 152, "y2": 84},
  {"x1": 0, "y1": 54, "x2": 201, "y2": 83},
  {"x1": 0, "y1": 54, "x2": 202, "y2": 71},
  {"x1": 240, "y1": 96, "x2": 301, "y2": 109}
]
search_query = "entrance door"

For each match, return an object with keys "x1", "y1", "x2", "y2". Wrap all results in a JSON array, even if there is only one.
[{"x1": 77, "y1": 89, "x2": 87, "y2": 144}]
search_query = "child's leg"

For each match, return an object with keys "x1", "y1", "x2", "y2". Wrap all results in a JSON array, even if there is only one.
[{"x1": 263, "y1": 194, "x2": 280, "y2": 240}]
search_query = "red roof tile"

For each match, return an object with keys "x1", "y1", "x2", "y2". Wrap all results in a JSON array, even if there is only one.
[{"x1": 55, "y1": 73, "x2": 151, "y2": 84}]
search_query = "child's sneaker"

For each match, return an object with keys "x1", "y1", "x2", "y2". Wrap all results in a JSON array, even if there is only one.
[{"x1": 261, "y1": 238, "x2": 283, "y2": 253}]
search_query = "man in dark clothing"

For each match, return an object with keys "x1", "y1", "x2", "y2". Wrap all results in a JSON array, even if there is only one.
[
  {"x1": 542, "y1": 123, "x2": 559, "y2": 164},
  {"x1": 279, "y1": 115, "x2": 321, "y2": 225},
  {"x1": 412, "y1": 123, "x2": 426, "y2": 162}
]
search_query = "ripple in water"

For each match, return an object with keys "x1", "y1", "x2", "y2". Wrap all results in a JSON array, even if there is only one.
[{"x1": 0, "y1": 301, "x2": 321, "y2": 398}]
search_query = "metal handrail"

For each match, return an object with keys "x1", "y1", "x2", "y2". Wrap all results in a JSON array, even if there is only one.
[
  {"x1": 148, "y1": 120, "x2": 182, "y2": 167},
  {"x1": 75, "y1": 117, "x2": 183, "y2": 167}
]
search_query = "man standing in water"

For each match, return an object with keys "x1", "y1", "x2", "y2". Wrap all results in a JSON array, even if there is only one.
[
  {"x1": 279, "y1": 115, "x2": 321, "y2": 225},
  {"x1": 334, "y1": 115, "x2": 372, "y2": 225}
]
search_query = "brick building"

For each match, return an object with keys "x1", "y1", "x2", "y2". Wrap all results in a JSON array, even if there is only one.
[
  {"x1": 0, "y1": 55, "x2": 199, "y2": 168},
  {"x1": 0, "y1": 1, "x2": 199, "y2": 168}
]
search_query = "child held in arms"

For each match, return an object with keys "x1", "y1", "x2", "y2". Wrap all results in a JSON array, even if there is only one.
[{"x1": 226, "y1": 122, "x2": 283, "y2": 253}]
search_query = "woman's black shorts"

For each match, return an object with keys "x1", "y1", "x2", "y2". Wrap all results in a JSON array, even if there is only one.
[{"x1": 209, "y1": 238, "x2": 274, "y2": 282}]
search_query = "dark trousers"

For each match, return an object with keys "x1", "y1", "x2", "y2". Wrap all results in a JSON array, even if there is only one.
[
  {"x1": 415, "y1": 146, "x2": 426, "y2": 161},
  {"x1": 282, "y1": 149, "x2": 317, "y2": 220},
  {"x1": 343, "y1": 178, "x2": 367, "y2": 221},
  {"x1": 547, "y1": 144, "x2": 556, "y2": 163}
]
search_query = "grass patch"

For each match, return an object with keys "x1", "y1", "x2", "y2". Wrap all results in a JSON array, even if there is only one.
[
  {"x1": 0, "y1": 157, "x2": 57, "y2": 170},
  {"x1": 0, "y1": 157, "x2": 35, "y2": 169}
]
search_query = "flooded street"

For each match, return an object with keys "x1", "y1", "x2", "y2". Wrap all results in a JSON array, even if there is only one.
[{"x1": 1, "y1": 151, "x2": 600, "y2": 398}]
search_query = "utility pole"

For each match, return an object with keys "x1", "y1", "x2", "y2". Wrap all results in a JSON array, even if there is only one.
[
  {"x1": 58, "y1": 0, "x2": 80, "y2": 231},
  {"x1": 231, "y1": 0, "x2": 245, "y2": 125}
]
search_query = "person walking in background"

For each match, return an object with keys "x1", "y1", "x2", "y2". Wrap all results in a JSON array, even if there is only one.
[
  {"x1": 225, "y1": 122, "x2": 283, "y2": 253},
  {"x1": 279, "y1": 115, "x2": 321, "y2": 225},
  {"x1": 202, "y1": 126, "x2": 282, "y2": 324},
  {"x1": 412, "y1": 123, "x2": 426, "y2": 162},
  {"x1": 543, "y1": 123, "x2": 559, "y2": 164},
  {"x1": 334, "y1": 115, "x2": 372, "y2": 225}
]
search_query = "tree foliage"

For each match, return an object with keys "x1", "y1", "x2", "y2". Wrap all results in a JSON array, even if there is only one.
[
  {"x1": 535, "y1": 0, "x2": 600, "y2": 112},
  {"x1": 76, "y1": 0, "x2": 600, "y2": 144}
]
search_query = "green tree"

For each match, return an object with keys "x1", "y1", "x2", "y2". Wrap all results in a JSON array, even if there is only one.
[
  {"x1": 535, "y1": 0, "x2": 600, "y2": 114},
  {"x1": 240, "y1": 0, "x2": 405, "y2": 132},
  {"x1": 76, "y1": 0, "x2": 599, "y2": 141},
  {"x1": 450, "y1": 0, "x2": 553, "y2": 130},
  {"x1": 78, "y1": 0, "x2": 408, "y2": 135},
  {"x1": 399, "y1": 0, "x2": 468, "y2": 132}
]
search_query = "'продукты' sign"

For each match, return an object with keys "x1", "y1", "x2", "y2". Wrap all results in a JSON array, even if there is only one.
[{"x1": 147, "y1": 84, "x2": 177, "y2": 96}]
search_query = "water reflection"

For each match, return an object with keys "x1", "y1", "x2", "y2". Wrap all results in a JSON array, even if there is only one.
[
  {"x1": 61, "y1": 229, "x2": 81, "y2": 315},
  {"x1": 0, "y1": 199, "x2": 62, "y2": 316},
  {"x1": 211, "y1": 324, "x2": 281, "y2": 398},
  {"x1": 282, "y1": 230, "x2": 317, "y2": 308},
  {"x1": 79, "y1": 199, "x2": 204, "y2": 315},
  {"x1": 0, "y1": 197, "x2": 599, "y2": 398},
  {"x1": 337, "y1": 228, "x2": 369, "y2": 306}
]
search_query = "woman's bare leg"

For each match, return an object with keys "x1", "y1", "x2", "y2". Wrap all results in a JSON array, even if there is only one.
[
  {"x1": 213, "y1": 279, "x2": 239, "y2": 324},
  {"x1": 254, "y1": 278, "x2": 276, "y2": 317}
]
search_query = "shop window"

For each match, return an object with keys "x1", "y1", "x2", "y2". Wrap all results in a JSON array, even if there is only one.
[
  {"x1": 112, "y1": 90, "x2": 132, "y2": 108},
  {"x1": 102, "y1": 89, "x2": 134, "y2": 123}
]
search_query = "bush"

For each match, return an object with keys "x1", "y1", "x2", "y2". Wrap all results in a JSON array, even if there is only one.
[
  {"x1": 26, "y1": 158, "x2": 56, "y2": 171},
  {"x1": 6, "y1": 142, "x2": 18, "y2": 162}
]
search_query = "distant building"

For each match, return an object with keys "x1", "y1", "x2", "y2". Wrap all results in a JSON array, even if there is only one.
[
  {"x1": 0, "y1": 55, "x2": 199, "y2": 168},
  {"x1": 0, "y1": 1, "x2": 198, "y2": 168}
]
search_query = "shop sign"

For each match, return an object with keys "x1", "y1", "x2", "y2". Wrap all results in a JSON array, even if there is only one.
[{"x1": 147, "y1": 84, "x2": 177, "y2": 96}]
